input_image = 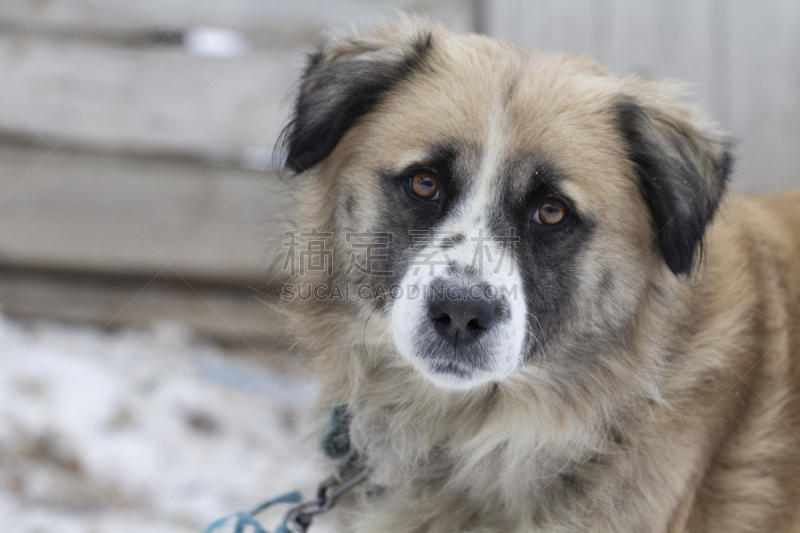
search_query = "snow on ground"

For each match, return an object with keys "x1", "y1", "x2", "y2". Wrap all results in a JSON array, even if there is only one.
[{"x1": 0, "y1": 311, "x2": 337, "y2": 533}]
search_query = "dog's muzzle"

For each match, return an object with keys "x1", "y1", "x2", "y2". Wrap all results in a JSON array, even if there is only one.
[{"x1": 389, "y1": 226, "x2": 527, "y2": 389}]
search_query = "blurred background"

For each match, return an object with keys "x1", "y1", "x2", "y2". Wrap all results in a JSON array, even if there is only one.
[{"x1": 0, "y1": 1, "x2": 797, "y2": 531}]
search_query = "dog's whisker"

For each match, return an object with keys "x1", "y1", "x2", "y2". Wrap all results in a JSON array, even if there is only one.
[
  {"x1": 528, "y1": 312, "x2": 551, "y2": 355},
  {"x1": 372, "y1": 322, "x2": 393, "y2": 362}
]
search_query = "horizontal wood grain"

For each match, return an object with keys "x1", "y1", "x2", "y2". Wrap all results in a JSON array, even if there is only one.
[
  {"x1": 0, "y1": 0, "x2": 474, "y2": 45},
  {"x1": 0, "y1": 263, "x2": 289, "y2": 350},
  {"x1": 0, "y1": 33, "x2": 300, "y2": 165},
  {"x1": 0, "y1": 144, "x2": 295, "y2": 284}
]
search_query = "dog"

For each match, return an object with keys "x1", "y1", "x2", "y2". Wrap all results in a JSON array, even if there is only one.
[{"x1": 276, "y1": 18, "x2": 800, "y2": 532}]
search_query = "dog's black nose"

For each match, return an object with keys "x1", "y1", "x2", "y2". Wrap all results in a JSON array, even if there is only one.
[{"x1": 427, "y1": 287, "x2": 496, "y2": 347}]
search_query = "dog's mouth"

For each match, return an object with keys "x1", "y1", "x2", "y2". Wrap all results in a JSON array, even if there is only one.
[
  {"x1": 408, "y1": 341, "x2": 511, "y2": 390},
  {"x1": 416, "y1": 353, "x2": 490, "y2": 389},
  {"x1": 424, "y1": 336, "x2": 494, "y2": 374},
  {"x1": 429, "y1": 360, "x2": 474, "y2": 379}
]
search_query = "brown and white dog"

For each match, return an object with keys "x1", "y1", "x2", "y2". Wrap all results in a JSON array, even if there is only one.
[{"x1": 276, "y1": 18, "x2": 800, "y2": 532}]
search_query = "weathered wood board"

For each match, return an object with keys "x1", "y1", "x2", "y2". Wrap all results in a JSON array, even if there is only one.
[
  {"x1": 0, "y1": 34, "x2": 302, "y2": 166},
  {"x1": 0, "y1": 144, "x2": 294, "y2": 283},
  {"x1": 0, "y1": 264, "x2": 289, "y2": 350},
  {"x1": 0, "y1": 0, "x2": 475, "y2": 44}
]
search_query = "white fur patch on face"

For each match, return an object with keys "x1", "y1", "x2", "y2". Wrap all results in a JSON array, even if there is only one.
[
  {"x1": 390, "y1": 229, "x2": 527, "y2": 389},
  {"x1": 390, "y1": 123, "x2": 528, "y2": 390}
]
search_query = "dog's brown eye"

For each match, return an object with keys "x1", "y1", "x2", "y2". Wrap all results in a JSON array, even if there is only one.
[
  {"x1": 409, "y1": 173, "x2": 439, "y2": 200},
  {"x1": 534, "y1": 200, "x2": 566, "y2": 225}
]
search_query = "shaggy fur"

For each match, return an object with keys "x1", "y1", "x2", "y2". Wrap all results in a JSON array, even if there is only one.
[{"x1": 277, "y1": 18, "x2": 800, "y2": 532}]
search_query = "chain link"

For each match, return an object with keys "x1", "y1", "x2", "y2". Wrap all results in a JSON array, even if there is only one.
[{"x1": 281, "y1": 449, "x2": 371, "y2": 532}]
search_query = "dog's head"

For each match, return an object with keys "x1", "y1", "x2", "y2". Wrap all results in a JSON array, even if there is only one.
[{"x1": 279, "y1": 20, "x2": 731, "y2": 390}]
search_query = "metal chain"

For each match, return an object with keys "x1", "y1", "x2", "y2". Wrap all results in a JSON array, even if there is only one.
[{"x1": 280, "y1": 449, "x2": 371, "y2": 533}]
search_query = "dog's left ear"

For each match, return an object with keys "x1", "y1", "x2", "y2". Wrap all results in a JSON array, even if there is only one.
[{"x1": 615, "y1": 91, "x2": 732, "y2": 276}]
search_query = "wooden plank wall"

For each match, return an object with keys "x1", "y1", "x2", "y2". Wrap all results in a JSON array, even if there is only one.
[
  {"x1": 0, "y1": 0, "x2": 474, "y2": 163},
  {"x1": 0, "y1": 0, "x2": 474, "y2": 344},
  {"x1": 0, "y1": 0, "x2": 796, "y2": 343}
]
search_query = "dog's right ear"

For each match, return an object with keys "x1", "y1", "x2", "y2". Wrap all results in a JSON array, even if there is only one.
[{"x1": 279, "y1": 21, "x2": 434, "y2": 173}]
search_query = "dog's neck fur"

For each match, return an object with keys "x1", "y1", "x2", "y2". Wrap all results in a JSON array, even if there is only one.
[{"x1": 295, "y1": 279, "x2": 681, "y2": 531}]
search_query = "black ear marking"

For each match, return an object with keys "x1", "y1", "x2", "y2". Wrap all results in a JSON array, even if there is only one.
[
  {"x1": 278, "y1": 30, "x2": 433, "y2": 173},
  {"x1": 615, "y1": 97, "x2": 732, "y2": 276}
]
